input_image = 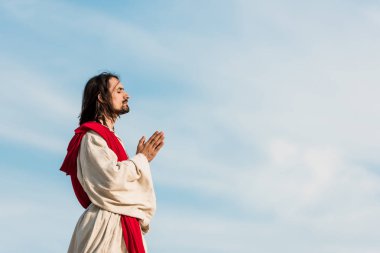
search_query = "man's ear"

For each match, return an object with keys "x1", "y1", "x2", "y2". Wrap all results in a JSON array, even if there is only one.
[{"x1": 98, "y1": 93, "x2": 104, "y2": 103}]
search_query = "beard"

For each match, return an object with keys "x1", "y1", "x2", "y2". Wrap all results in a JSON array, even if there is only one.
[{"x1": 117, "y1": 103, "x2": 130, "y2": 115}]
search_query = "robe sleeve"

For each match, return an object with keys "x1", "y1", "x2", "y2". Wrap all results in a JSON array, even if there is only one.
[{"x1": 76, "y1": 131, "x2": 156, "y2": 232}]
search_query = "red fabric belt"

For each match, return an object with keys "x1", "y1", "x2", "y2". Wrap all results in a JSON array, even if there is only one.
[{"x1": 61, "y1": 121, "x2": 146, "y2": 253}]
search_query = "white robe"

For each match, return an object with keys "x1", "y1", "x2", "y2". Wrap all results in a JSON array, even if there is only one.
[{"x1": 67, "y1": 131, "x2": 156, "y2": 253}]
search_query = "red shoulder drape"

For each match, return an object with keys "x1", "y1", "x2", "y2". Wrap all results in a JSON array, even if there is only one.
[{"x1": 60, "y1": 121, "x2": 145, "y2": 253}]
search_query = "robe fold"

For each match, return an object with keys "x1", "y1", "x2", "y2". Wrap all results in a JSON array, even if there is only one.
[{"x1": 61, "y1": 122, "x2": 156, "y2": 253}]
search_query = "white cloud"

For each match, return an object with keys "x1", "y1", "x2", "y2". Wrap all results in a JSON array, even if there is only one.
[
  {"x1": 1, "y1": 0, "x2": 380, "y2": 252},
  {"x1": 0, "y1": 123, "x2": 66, "y2": 153},
  {"x1": 0, "y1": 58, "x2": 77, "y2": 153},
  {"x1": 0, "y1": 0, "x2": 174, "y2": 65},
  {"x1": 221, "y1": 140, "x2": 380, "y2": 245},
  {"x1": 0, "y1": 167, "x2": 82, "y2": 253}
]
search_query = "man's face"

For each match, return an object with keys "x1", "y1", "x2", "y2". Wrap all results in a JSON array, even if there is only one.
[{"x1": 108, "y1": 77, "x2": 129, "y2": 115}]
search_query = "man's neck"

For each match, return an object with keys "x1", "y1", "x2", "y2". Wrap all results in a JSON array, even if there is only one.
[{"x1": 101, "y1": 117, "x2": 116, "y2": 131}]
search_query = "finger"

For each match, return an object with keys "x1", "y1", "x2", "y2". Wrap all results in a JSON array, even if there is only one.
[
  {"x1": 138, "y1": 136, "x2": 146, "y2": 145},
  {"x1": 146, "y1": 131, "x2": 159, "y2": 144},
  {"x1": 151, "y1": 141, "x2": 161, "y2": 150},
  {"x1": 155, "y1": 141, "x2": 164, "y2": 151},
  {"x1": 152, "y1": 131, "x2": 164, "y2": 144},
  {"x1": 147, "y1": 131, "x2": 163, "y2": 146},
  {"x1": 157, "y1": 132, "x2": 165, "y2": 141},
  {"x1": 151, "y1": 134, "x2": 164, "y2": 147}
]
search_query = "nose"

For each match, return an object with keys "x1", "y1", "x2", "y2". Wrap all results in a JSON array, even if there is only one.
[{"x1": 124, "y1": 91, "x2": 130, "y2": 99}]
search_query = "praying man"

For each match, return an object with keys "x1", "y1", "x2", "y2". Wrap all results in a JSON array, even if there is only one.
[{"x1": 60, "y1": 72, "x2": 164, "y2": 253}]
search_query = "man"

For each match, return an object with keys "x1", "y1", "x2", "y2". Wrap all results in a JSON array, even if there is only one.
[{"x1": 60, "y1": 72, "x2": 164, "y2": 253}]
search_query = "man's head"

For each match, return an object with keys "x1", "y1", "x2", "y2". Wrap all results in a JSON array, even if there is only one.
[{"x1": 79, "y1": 72, "x2": 129, "y2": 125}]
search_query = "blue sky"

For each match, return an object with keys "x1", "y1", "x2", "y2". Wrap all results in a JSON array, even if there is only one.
[{"x1": 1, "y1": 0, "x2": 380, "y2": 252}]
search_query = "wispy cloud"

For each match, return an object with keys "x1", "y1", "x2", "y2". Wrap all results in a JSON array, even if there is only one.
[
  {"x1": 0, "y1": 58, "x2": 77, "y2": 153},
  {"x1": 0, "y1": 167, "x2": 82, "y2": 253},
  {"x1": 127, "y1": 1, "x2": 380, "y2": 251},
  {"x1": 0, "y1": 0, "x2": 174, "y2": 64},
  {"x1": 1, "y1": 0, "x2": 380, "y2": 252}
]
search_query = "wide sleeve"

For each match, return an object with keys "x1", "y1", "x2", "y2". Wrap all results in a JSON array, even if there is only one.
[{"x1": 76, "y1": 131, "x2": 156, "y2": 232}]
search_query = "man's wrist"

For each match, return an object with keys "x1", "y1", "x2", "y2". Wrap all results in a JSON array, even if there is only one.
[{"x1": 137, "y1": 152, "x2": 150, "y2": 162}]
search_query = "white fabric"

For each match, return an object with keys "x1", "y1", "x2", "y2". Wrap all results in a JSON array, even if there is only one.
[{"x1": 67, "y1": 131, "x2": 156, "y2": 253}]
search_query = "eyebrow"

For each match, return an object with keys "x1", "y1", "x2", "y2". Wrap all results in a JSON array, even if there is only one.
[{"x1": 111, "y1": 80, "x2": 122, "y2": 92}]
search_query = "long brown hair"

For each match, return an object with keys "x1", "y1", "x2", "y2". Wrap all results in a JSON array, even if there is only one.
[{"x1": 79, "y1": 72, "x2": 119, "y2": 125}]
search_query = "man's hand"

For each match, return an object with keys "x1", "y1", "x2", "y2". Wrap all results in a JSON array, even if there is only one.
[{"x1": 136, "y1": 131, "x2": 165, "y2": 162}]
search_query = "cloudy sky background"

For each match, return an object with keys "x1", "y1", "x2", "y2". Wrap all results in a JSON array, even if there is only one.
[{"x1": 0, "y1": 0, "x2": 380, "y2": 252}]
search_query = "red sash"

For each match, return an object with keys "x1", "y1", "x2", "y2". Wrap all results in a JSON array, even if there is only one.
[{"x1": 60, "y1": 121, "x2": 146, "y2": 253}]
